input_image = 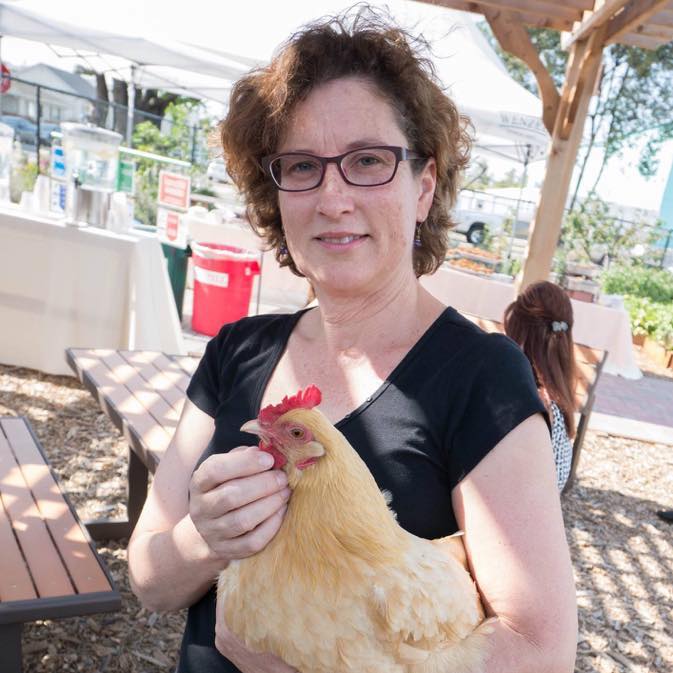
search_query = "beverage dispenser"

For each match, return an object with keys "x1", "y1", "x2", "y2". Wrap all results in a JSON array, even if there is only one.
[{"x1": 61, "y1": 123, "x2": 122, "y2": 227}]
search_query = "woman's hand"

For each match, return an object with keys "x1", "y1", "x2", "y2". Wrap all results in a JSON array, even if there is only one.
[
  {"x1": 215, "y1": 594, "x2": 299, "y2": 673},
  {"x1": 189, "y1": 446, "x2": 291, "y2": 562}
]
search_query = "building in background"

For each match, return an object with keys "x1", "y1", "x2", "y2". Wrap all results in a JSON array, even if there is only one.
[{"x1": 0, "y1": 63, "x2": 95, "y2": 123}]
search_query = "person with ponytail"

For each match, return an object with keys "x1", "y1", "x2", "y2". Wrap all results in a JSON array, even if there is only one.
[{"x1": 504, "y1": 281, "x2": 578, "y2": 491}]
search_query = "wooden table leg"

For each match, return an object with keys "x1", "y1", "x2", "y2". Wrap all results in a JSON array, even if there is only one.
[
  {"x1": 85, "y1": 447, "x2": 149, "y2": 541},
  {"x1": 0, "y1": 623, "x2": 23, "y2": 673}
]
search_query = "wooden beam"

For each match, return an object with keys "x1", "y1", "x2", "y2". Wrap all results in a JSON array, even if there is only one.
[
  {"x1": 462, "y1": 0, "x2": 584, "y2": 22},
  {"x1": 617, "y1": 32, "x2": 669, "y2": 49},
  {"x1": 414, "y1": 1, "x2": 575, "y2": 31},
  {"x1": 606, "y1": 0, "x2": 672, "y2": 44},
  {"x1": 650, "y1": 9, "x2": 673, "y2": 25},
  {"x1": 484, "y1": 8, "x2": 560, "y2": 134},
  {"x1": 519, "y1": 27, "x2": 606, "y2": 291},
  {"x1": 562, "y1": 0, "x2": 630, "y2": 49},
  {"x1": 633, "y1": 24, "x2": 673, "y2": 40}
]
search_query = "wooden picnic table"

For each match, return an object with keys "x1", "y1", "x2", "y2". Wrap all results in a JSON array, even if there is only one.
[
  {"x1": 66, "y1": 349, "x2": 198, "y2": 541},
  {"x1": 0, "y1": 416, "x2": 121, "y2": 672}
]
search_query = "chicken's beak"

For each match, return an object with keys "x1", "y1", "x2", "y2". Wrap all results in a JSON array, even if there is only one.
[{"x1": 240, "y1": 419, "x2": 263, "y2": 436}]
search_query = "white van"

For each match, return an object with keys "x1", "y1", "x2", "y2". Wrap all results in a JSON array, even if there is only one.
[{"x1": 453, "y1": 189, "x2": 536, "y2": 244}]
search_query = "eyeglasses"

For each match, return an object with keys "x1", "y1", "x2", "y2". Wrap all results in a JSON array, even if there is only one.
[{"x1": 261, "y1": 145, "x2": 425, "y2": 192}]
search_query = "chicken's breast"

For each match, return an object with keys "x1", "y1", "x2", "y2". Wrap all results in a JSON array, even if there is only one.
[{"x1": 218, "y1": 534, "x2": 491, "y2": 673}]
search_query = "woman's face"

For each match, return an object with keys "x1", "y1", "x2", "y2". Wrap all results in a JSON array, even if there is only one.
[{"x1": 276, "y1": 77, "x2": 436, "y2": 298}]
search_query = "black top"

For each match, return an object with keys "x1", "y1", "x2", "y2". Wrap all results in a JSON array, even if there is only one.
[{"x1": 177, "y1": 306, "x2": 547, "y2": 672}]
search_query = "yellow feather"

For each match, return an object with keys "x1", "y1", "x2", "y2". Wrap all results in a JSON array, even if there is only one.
[{"x1": 217, "y1": 407, "x2": 492, "y2": 672}]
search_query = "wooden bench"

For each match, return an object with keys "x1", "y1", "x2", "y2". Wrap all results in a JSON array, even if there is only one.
[
  {"x1": 463, "y1": 313, "x2": 608, "y2": 493},
  {"x1": 66, "y1": 348, "x2": 199, "y2": 540},
  {"x1": 0, "y1": 417, "x2": 121, "y2": 673}
]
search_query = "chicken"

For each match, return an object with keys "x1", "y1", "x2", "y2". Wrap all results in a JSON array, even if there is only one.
[{"x1": 217, "y1": 385, "x2": 493, "y2": 673}]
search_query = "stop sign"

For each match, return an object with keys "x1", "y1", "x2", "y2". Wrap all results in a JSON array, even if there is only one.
[{"x1": 1, "y1": 64, "x2": 11, "y2": 94}]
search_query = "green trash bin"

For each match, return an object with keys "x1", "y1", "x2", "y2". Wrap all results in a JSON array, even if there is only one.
[{"x1": 161, "y1": 242, "x2": 191, "y2": 320}]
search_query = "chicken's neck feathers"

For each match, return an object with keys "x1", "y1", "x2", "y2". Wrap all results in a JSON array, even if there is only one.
[{"x1": 267, "y1": 409, "x2": 408, "y2": 584}]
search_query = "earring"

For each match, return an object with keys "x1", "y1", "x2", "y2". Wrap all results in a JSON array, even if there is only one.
[
  {"x1": 279, "y1": 234, "x2": 288, "y2": 256},
  {"x1": 414, "y1": 224, "x2": 422, "y2": 248}
]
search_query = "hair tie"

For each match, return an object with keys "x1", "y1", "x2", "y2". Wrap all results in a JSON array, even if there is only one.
[{"x1": 551, "y1": 320, "x2": 568, "y2": 333}]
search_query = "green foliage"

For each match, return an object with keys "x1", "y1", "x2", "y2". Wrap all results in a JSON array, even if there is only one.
[
  {"x1": 601, "y1": 264, "x2": 673, "y2": 303},
  {"x1": 498, "y1": 256, "x2": 522, "y2": 277},
  {"x1": 624, "y1": 296, "x2": 673, "y2": 347},
  {"x1": 480, "y1": 22, "x2": 673, "y2": 192},
  {"x1": 479, "y1": 25, "x2": 567, "y2": 93},
  {"x1": 561, "y1": 197, "x2": 653, "y2": 264},
  {"x1": 604, "y1": 264, "x2": 673, "y2": 348},
  {"x1": 130, "y1": 99, "x2": 216, "y2": 225},
  {"x1": 10, "y1": 158, "x2": 38, "y2": 203},
  {"x1": 461, "y1": 160, "x2": 522, "y2": 192}
]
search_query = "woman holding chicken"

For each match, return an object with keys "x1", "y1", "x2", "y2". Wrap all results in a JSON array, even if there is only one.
[{"x1": 128, "y1": 9, "x2": 577, "y2": 673}]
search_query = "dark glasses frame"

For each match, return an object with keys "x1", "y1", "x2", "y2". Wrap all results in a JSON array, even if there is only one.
[{"x1": 261, "y1": 145, "x2": 426, "y2": 192}]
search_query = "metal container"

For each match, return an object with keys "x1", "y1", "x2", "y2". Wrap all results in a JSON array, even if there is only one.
[
  {"x1": 70, "y1": 184, "x2": 113, "y2": 229},
  {"x1": 61, "y1": 123, "x2": 121, "y2": 226}
]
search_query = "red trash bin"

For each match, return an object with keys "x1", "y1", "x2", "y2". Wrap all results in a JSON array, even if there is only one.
[{"x1": 191, "y1": 242, "x2": 261, "y2": 336}]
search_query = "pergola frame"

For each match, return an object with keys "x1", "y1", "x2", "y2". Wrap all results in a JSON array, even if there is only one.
[{"x1": 417, "y1": 0, "x2": 673, "y2": 291}]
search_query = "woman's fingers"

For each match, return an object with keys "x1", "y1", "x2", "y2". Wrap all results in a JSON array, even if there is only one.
[
  {"x1": 191, "y1": 447, "x2": 274, "y2": 493},
  {"x1": 223, "y1": 502, "x2": 289, "y2": 559},
  {"x1": 218, "y1": 486, "x2": 291, "y2": 537},
  {"x1": 203, "y1": 469, "x2": 288, "y2": 517},
  {"x1": 189, "y1": 446, "x2": 291, "y2": 561}
]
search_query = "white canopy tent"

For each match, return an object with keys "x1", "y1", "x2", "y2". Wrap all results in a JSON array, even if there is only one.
[
  {"x1": 0, "y1": 1, "x2": 253, "y2": 138},
  {"x1": 0, "y1": 3, "x2": 252, "y2": 80},
  {"x1": 0, "y1": 1, "x2": 546, "y2": 155},
  {"x1": 399, "y1": 4, "x2": 549, "y2": 162},
  {"x1": 170, "y1": 5, "x2": 550, "y2": 161}
]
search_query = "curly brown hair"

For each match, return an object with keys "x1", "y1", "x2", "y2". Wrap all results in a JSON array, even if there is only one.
[{"x1": 219, "y1": 6, "x2": 472, "y2": 277}]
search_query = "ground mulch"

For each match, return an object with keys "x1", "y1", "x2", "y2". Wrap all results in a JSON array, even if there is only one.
[{"x1": 1, "y1": 362, "x2": 672, "y2": 672}]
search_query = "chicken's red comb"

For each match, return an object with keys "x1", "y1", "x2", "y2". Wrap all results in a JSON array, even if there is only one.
[{"x1": 259, "y1": 385, "x2": 322, "y2": 426}]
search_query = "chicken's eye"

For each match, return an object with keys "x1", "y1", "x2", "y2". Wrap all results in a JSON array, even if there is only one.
[{"x1": 289, "y1": 426, "x2": 305, "y2": 439}]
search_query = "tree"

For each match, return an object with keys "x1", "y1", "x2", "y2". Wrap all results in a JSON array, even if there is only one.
[
  {"x1": 131, "y1": 99, "x2": 216, "y2": 225},
  {"x1": 74, "y1": 66, "x2": 192, "y2": 137},
  {"x1": 480, "y1": 24, "x2": 673, "y2": 208},
  {"x1": 560, "y1": 197, "x2": 660, "y2": 266}
]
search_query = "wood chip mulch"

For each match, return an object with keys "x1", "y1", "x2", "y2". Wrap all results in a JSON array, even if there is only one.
[{"x1": 1, "y1": 362, "x2": 672, "y2": 672}]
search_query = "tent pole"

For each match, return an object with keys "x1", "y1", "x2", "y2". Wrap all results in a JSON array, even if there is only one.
[
  {"x1": 126, "y1": 65, "x2": 136, "y2": 146},
  {"x1": 507, "y1": 144, "x2": 531, "y2": 262}
]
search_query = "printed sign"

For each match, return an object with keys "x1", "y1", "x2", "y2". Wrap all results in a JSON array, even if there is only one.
[
  {"x1": 50, "y1": 181, "x2": 66, "y2": 214},
  {"x1": 51, "y1": 146, "x2": 66, "y2": 178},
  {"x1": 0, "y1": 64, "x2": 11, "y2": 94},
  {"x1": 157, "y1": 207, "x2": 187, "y2": 248},
  {"x1": 157, "y1": 171, "x2": 191, "y2": 210},
  {"x1": 116, "y1": 159, "x2": 135, "y2": 194},
  {"x1": 194, "y1": 266, "x2": 229, "y2": 288}
]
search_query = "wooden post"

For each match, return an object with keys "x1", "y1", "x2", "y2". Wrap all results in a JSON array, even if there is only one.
[{"x1": 518, "y1": 27, "x2": 606, "y2": 292}]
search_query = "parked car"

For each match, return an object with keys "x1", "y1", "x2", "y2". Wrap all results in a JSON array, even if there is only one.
[
  {"x1": 454, "y1": 189, "x2": 534, "y2": 245},
  {"x1": 39, "y1": 122, "x2": 61, "y2": 146},
  {"x1": 207, "y1": 158, "x2": 231, "y2": 184},
  {"x1": 0, "y1": 114, "x2": 37, "y2": 146}
]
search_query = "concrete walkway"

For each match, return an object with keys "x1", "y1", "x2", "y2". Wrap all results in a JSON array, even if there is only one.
[{"x1": 591, "y1": 372, "x2": 673, "y2": 445}]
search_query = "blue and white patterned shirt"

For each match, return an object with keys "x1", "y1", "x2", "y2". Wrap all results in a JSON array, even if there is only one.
[{"x1": 550, "y1": 400, "x2": 572, "y2": 491}]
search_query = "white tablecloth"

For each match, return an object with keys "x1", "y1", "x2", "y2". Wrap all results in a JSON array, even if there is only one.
[
  {"x1": 0, "y1": 205, "x2": 184, "y2": 375},
  {"x1": 420, "y1": 265, "x2": 641, "y2": 379}
]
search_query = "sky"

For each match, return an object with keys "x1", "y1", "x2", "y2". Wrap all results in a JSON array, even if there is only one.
[{"x1": 1, "y1": 0, "x2": 672, "y2": 214}]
